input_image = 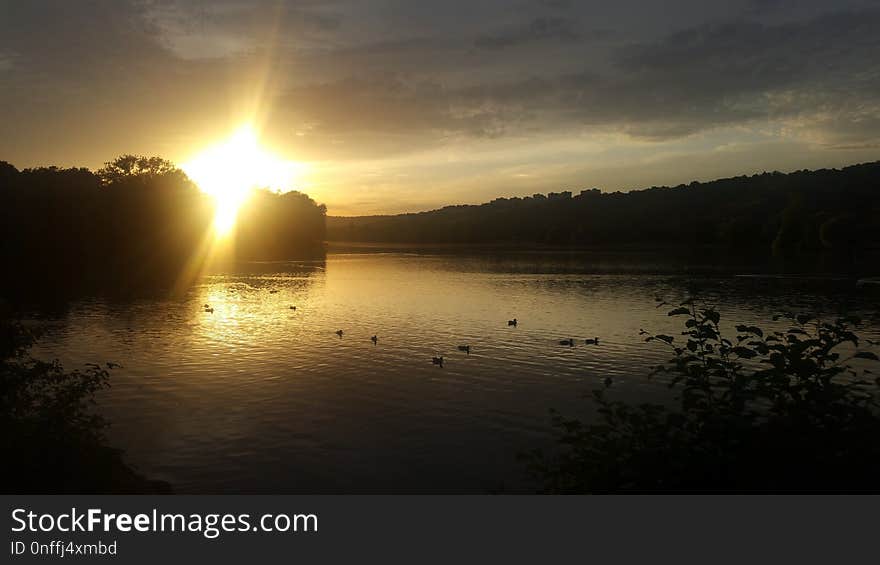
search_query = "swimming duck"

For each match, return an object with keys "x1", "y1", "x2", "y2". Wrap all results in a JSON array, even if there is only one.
[
  {"x1": 371, "y1": 335, "x2": 378, "y2": 344},
  {"x1": 559, "y1": 338, "x2": 574, "y2": 347},
  {"x1": 431, "y1": 356, "x2": 444, "y2": 367},
  {"x1": 585, "y1": 337, "x2": 599, "y2": 345},
  {"x1": 508, "y1": 318, "x2": 518, "y2": 327},
  {"x1": 457, "y1": 345, "x2": 471, "y2": 354},
  {"x1": 336, "y1": 329, "x2": 344, "y2": 337}
]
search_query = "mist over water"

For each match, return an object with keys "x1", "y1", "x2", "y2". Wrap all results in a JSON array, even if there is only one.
[{"x1": 27, "y1": 252, "x2": 880, "y2": 492}]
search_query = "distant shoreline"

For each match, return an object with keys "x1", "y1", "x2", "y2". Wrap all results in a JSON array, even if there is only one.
[
  {"x1": 323, "y1": 241, "x2": 880, "y2": 280},
  {"x1": 326, "y1": 240, "x2": 744, "y2": 252}
]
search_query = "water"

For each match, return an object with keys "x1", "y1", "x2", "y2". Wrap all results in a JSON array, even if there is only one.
[{"x1": 27, "y1": 251, "x2": 880, "y2": 492}]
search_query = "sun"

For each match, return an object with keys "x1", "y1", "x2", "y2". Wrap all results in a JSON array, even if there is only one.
[{"x1": 182, "y1": 125, "x2": 302, "y2": 236}]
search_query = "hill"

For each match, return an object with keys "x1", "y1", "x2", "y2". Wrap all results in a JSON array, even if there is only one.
[{"x1": 328, "y1": 162, "x2": 880, "y2": 267}]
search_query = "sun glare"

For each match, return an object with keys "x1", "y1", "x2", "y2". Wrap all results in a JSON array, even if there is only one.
[{"x1": 182, "y1": 125, "x2": 303, "y2": 236}]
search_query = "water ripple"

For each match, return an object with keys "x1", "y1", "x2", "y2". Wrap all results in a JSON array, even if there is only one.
[{"x1": 28, "y1": 252, "x2": 880, "y2": 492}]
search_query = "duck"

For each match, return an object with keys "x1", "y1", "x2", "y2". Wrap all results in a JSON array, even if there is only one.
[
  {"x1": 371, "y1": 335, "x2": 378, "y2": 344},
  {"x1": 457, "y1": 345, "x2": 471, "y2": 354},
  {"x1": 269, "y1": 290, "x2": 278, "y2": 294},
  {"x1": 508, "y1": 318, "x2": 518, "y2": 327},
  {"x1": 336, "y1": 329, "x2": 344, "y2": 337},
  {"x1": 431, "y1": 356, "x2": 444, "y2": 367},
  {"x1": 289, "y1": 305, "x2": 297, "y2": 310},
  {"x1": 559, "y1": 338, "x2": 574, "y2": 347},
  {"x1": 585, "y1": 337, "x2": 599, "y2": 345},
  {"x1": 203, "y1": 305, "x2": 214, "y2": 313}
]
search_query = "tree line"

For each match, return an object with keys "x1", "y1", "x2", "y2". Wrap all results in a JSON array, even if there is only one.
[
  {"x1": 328, "y1": 162, "x2": 880, "y2": 271},
  {"x1": 0, "y1": 156, "x2": 326, "y2": 293}
]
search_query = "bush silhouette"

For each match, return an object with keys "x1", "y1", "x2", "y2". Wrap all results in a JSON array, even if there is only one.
[
  {"x1": 524, "y1": 301, "x2": 880, "y2": 492},
  {"x1": 0, "y1": 304, "x2": 169, "y2": 492}
]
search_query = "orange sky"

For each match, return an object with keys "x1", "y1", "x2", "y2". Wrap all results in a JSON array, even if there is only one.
[{"x1": 2, "y1": 1, "x2": 879, "y2": 215}]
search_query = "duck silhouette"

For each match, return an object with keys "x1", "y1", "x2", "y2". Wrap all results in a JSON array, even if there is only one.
[
  {"x1": 508, "y1": 318, "x2": 518, "y2": 327},
  {"x1": 289, "y1": 305, "x2": 296, "y2": 310},
  {"x1": 585, "y1": 337, "x2": 599, "y2": 345},
  {"x1": 559, "y1": 338, "x2": 574, "y2": 347},
  {"x1": 431, "y1": 356, "x2": 444, "y2": 367},
  {"x1": 336, "y1": 329, "x2": 344, "y2": 338},
  {"x1": 457, "y1": 345, "x2": 471, "y2": 354},
  {"x1": 371, "y1": 335, "x2": 378, "y2": 344}
]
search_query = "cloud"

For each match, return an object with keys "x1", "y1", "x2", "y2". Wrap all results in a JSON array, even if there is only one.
[
  {"x1": 271, "y1": 74, "x2": 525, "y2": 160},
  {"x1": 272, "y1": 7, "x2": 880, "y2": 158},
  {"x1": 607, "y1": 11, "x2": 880, "y2": 139},
  {"x1": 147, "y1": 0, "x2": 344, "y2": 58},
  {"x1": 0, "y1": 0, "x2": 170, "y2": 79},
  {"x1": 1, "y1": 0, "x2": 879, "y2": 178},
  {"x1": 474, "y1": 17, "x2": 582, "y2": 50},
  {"x1": 0, "y1": 0, "x2": 245, "y2": 166}
]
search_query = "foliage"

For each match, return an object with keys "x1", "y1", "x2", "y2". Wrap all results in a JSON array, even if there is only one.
[
  {"x1": 0, "y1": 305, "x2": 168, "y2": 492},
  {"x1": 235, "y1": 188, "x2": 327, "y2": 260},
  {"x1": 97, "y1": 155, "x2": 178, "y2": 185},
  {"x1": 1, "y1": 316, "x2": 109, "y2": 443},
  {"x1": 0, "y1": 157, "x2": 327, "y2": 293},
  {"x1": 524, "y1": 300, "x2": 880, "y2": 492}
]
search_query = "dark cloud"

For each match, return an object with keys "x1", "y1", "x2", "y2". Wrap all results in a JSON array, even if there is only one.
[
  {"x1": 0, "y1": 0, "x2": 170, "y2": 78},
  {"x1": 271, "y1": 74, "x2": 523, "y2": 159},
  {"x1": 148, "y1": 0, "x2": 344, "y2": 55},
  {"x1": 535, "y1": 0, "x2": 573, "y2": 8},
  {"x1": 474, "y1": 17, "x2": 582, "y2": 50},
  {"x1": 607, "y1": 11, "x2": 880, "y2": 136},
  {"x1": 1, "y1": 0, "x2": 879, "y2": 169},
  {"x1": 259, "y1": 8, "x2": 879, "y2": 160}
]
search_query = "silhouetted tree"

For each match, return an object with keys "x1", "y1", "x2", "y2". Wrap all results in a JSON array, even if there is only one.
[
  {"x1": 0, "y1": 156, "x2": 327, "y2": 294},
  {"x1": 235, "y1": 188, "x2": 327, "y2": 260},
  {"x1": 97, "y1": 155, "x2": 178, "y2": 185}
]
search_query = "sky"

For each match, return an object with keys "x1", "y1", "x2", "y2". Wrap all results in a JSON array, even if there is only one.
[{"x1": 1, "y1": 0, "x2": 879, "y2": 215}]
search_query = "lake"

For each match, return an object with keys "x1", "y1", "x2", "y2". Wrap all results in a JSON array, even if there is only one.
[{"x1": 27, "y1": 250, "x2": 880, "y2": 492}]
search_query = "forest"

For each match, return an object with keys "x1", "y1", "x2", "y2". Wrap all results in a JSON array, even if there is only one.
[
  {"x1": 328, "y1": 162, "x2": 880, "y2": 270},
  {"x1": 0, "y1": 156, "x2": 326, "y2": 293}
]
